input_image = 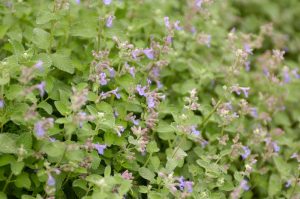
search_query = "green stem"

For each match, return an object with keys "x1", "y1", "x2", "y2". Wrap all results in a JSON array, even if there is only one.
[
  {"x1": 199, "y1": 99, "x2": 223, "y2": 129},
  {"x1": 143, "y1": 153, "x2": 152, "y2": 167},
  {"x1": 2, "y1": 172, "x2": 13, "y2": 192}
]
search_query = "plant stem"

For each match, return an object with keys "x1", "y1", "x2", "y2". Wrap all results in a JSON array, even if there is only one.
[{"x1": 2, "y1": 172, "x2": 13, "y2": 192}]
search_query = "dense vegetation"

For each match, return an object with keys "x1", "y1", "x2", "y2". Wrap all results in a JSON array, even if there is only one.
[{"x1": 0, "y1": 0, "x2": 300, "y2": 198}]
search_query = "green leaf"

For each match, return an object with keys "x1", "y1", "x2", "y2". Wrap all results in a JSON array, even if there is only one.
[
  {"x1": 54, "y1": 101, "x2": 71, "y2": 116},
  {"x1": 17, "y1": 132, "x2": 32, "y2": 150},
  {"x1": 0, "y1": 155, "x2": 15, "y2": 167},
  {"x1": 11, "y1": 161, "x2": 25, "y2": 175},
  {"x1": 32, "y1": 28, "x2": 50, "y2": 50},
  {"x1": 146, "y1": 141, "x2": 159, "y2": 153},
  {"x1": 104, "y1": 165, "x2": 111, "y2": 177},
  {"x1": 15, "y1": 173, "x2": 31, "y2": 189},
  {"x1": 0, "y1": 192, "x2": 7, "y2": 199},
  {"x1": 138, "y1": 167, "x2": 155, "y2": 182},
  {"x1": 268, "y1": 174, "x2": 281, "y2": 197},
  {"x1": 51, "y1": 53, "x2": 74, "y2": 74},
  {"x1": 41, "y1": 142, "x2": 66, "y2": 159},
  {"x1": 0, "y1": 133, "x2": 18, "y2": 154},
  {"x1": 38, "y1": 101, "x2": 53, "y2": 114},
  {"x1": 273, "y1": 156, "x2": 291, "y2": 178}
]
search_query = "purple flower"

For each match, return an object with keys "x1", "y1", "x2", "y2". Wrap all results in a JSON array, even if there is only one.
[
  {"x1": 272, "y1": 142, "x2": 280, "y2": 153},
  {"x1": 291, "y1": 153, "x2": 298, "y2": 159},
  {"x1": 34, "y1": 121, "x2": 45, "y2": 137},
  {"x1": 201, "y1": 140, "x2": 208, "y2": 148},
  {"x1": 263, "y1": 68, "x2": 270, "y2": 77},
  {"x1": 128, "y1": 67, "x2": 135, "y2": 77},
  {"x1": 130, "y1": 115, "x2": 139, "y2": 125},
  {"x1": 147, "y1": 96, "x2": 155, "y2": 109},
  {"x1": 245, "y1": 61, "x2": 251, "y2": 71},
  {"x1": 103, "y1": 0, "x2": 112, "y2": 5},
  {"x1": 156, "y1": 81, "x2": 163, "y2": 89},
  {"x1": 174, "y1": 20, "x2": 183, "y2": 31},
  {"x1": 166, "y1": 35, "x2": 173, "y2": 44},
  {"x1": 36, "y1": 81, "x2": 46, "y2": 97},
  {"x1": 244, "y1": 44, "x2": 253, "y2": 55},
  {"x1": 191, "y1": 126, "x2": 200, "y2": 136},
  {"x1": 285, "y1": 180, "x2": 292, "y2": 188},
  {"x1": 164, "y1": 17, "x2": 170, "y2": 28},
  {"x1": 114, "y1": 110, "x2": 119, "y2": 118},
  {"x1": 99, "y1": 72, "x2": 108, "y2": 85},
  {"x1": 250, "y1": 108, "x2": 258, "y2": 118},
  {"x1": 241, "y1": 146, "x2": 251, "y2": 159},
  {"x1": 136, "y1": 85, "x2": 147, "y2": 96},
  {"x1": 108, "y1": 67, "x2": 115, "y2": 78},
  {"x1": 47, "y1": 174, "x2": 56, "y2": 186},
  {"x1": 0, "y1": 99, "x2": 4, "y2": 109},
  {"x1": 106, "y1": 15, "x2": 115, "y2": 28},
  {"x1": 132, "y1": 49, "x2": 142, "y2": 60},
  {"x1": 93, "y1": 144, "x2": 107, "y2": 155},
  {"x1": 116, "y1": 126, "x2": 125, "y2": 136},
  {"x1": 240, "y1": 87, "x2": 250, "y2": 98},
  {"x1": 205, "y1": 35, "x2": 211, "y2": 47},
  {"x1": 152, "y1": 67, "x2": 160, "y2": 77},
  {"x1": 195, "y1": 0, "x2": 203, "y2": 8},
  {"x1": 240, "y1": 179, "x2": 250, "y2": 191},
  {"x1": 283, "y1": 69, "x2": 291, "y2": 83},
  {"x1": 143, "y1": 48, "x2": 154, "y2": 60},
  {"x1": 292, "y1": 69, "x2": 300, "y2": 79},
  {"x1": 178, "y1": 176, "x2": 193, "y2": 193},
  {"x1": 34, "y1": 60, "x2": 44, "y2": 71},
  {"x1": 49, "y1": 137, "x2": 56, "y2": 142},
  {"x1": 111, "y1": 87, "x2": 121, "y2": 99},
  {"x1": 75, "y1": 0, "x2": 80, "y2": 4}
]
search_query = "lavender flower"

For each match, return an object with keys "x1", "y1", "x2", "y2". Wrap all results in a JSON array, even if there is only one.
[
  {"x1": 34, "y1": 60, "x2": 43, "y2": 71},
  {"x1": 191, "y1": 125, "x2": 200, "y2": 136},
  {"x1": 201, "y1": 140, "x2": 208, "y2": 148},
  {"x1": 0, "y1": 99, "x2": 4, "y2": 109},
  {"x1": 75, "y1": 0, "x2": 80, "y2": 4},
  {"x1": 99, "y1": 72, "x2": 108, "y2": 85},
  {"x1": 240, "y1": 179, "x2": 249, "y2": 191},
  {"x1": 136, "y1": 85, "x2": 147, "y2": 96},
  {"x1": 245, "y1": 61, "x2": 250, "y2": 71},
  {"x1": 93, "y1": 144, "x2": 107, "y2": 155},
  {"x1": 178, "y1": 176, "x2": 193, "y2": 193},
  {"x1": 130, "y1": 115, "x2": 140, "y2": 126},
  {"x1": 283, "y1": 68, "x2": 291, "y2": 83},
  {"x1": 241, "y1": 146, "x2": 251, "y2": 159},
  {"x1": 36, "y1": 81, "x2": 46, "y2": 97},
  {"x1": 174, "y1": 20, "x2": 183, "y2": 31},
  {"x1": 164, "y1": 17, "x2": 170, "y2": 28},
  {"x1": 129, "y1": 67, "x2": 135, "y2": 77},
  {"x1": 111, "y1": 87, "x2": 121, "y2": 99},
  {"x1": 143, "y1": 48, "x2": 154, "y2": 60},
  {"x1": 132, "y1": 49, "x2": 142, "y2": 60},
  {"x1": 108, "y1": 67, "x2": 115, "y2": 77},
  {"x1": 285, "y1": 180, "x2": 292, "y2": 188},
  {"x1": 244, "y1": 44, "x2": 253, "y2": 55},
  {"x1": 195, "y1": 0, "x2": 203, "y2": 8},
  {"x1": 147, "y1": 96, "x2": 155, "y2": 108},
  {"x1": 292, "y1": 69, "x2": 300, "y2": 78},
  {"x1": 166, "y1": 35, "x2": 173, "y2": 44},
  {"x1": 272, "y1": 142, "x2": 280, "y2": 153},
  {"x1": 103, "y1": 0, "x2": 112, "y2": 5},
  {"x1": 106, "y1": 15, "x2": 115, "y2": 28},
  {"x1": 34, "y1": 121, "x2": 45, "y2": 137},
  {"x1": 47, "y1": 174, "x2": 56, "y2": 186},
  {"x1": 241, "y1": 87, "x2": 250, "y2": 98},
  {"x1": 116, "y1": 126, "x2": 125, "y2": 136}
]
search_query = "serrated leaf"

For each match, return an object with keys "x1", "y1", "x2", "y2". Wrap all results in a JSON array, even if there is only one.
[
  {"x1": 32, "y1": 28, "x2": 50, "y2": 50},
  {"x1": 138, "y1": 167, "x2": 155, "y2": 182},
  {"x1": 51, "y1": 53, "x2": 74, "y2": 74},
  {"x1": 54, "y1": 101, "x2": 71, "y2": 116},
  {"x1": 11, "y1": 161, "x2": 25, "y2": 175},
  {"x1": 15, "y1": 173, "x2": 31, "y2": 189},
  {"x1": 268, "y1": 174, "x2": 281, "y2": 197},
  {"x1": 0, "y1": 133, "x2": 18, "y2": 154},
  {"x1": 38, "y1": 101, "x2": 53, "y2": 114}
]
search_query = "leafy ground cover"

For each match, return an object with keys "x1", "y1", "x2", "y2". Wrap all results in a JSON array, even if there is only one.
[{"x1": 0, "y1": 0, "x2": 300, "y2": 198}]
